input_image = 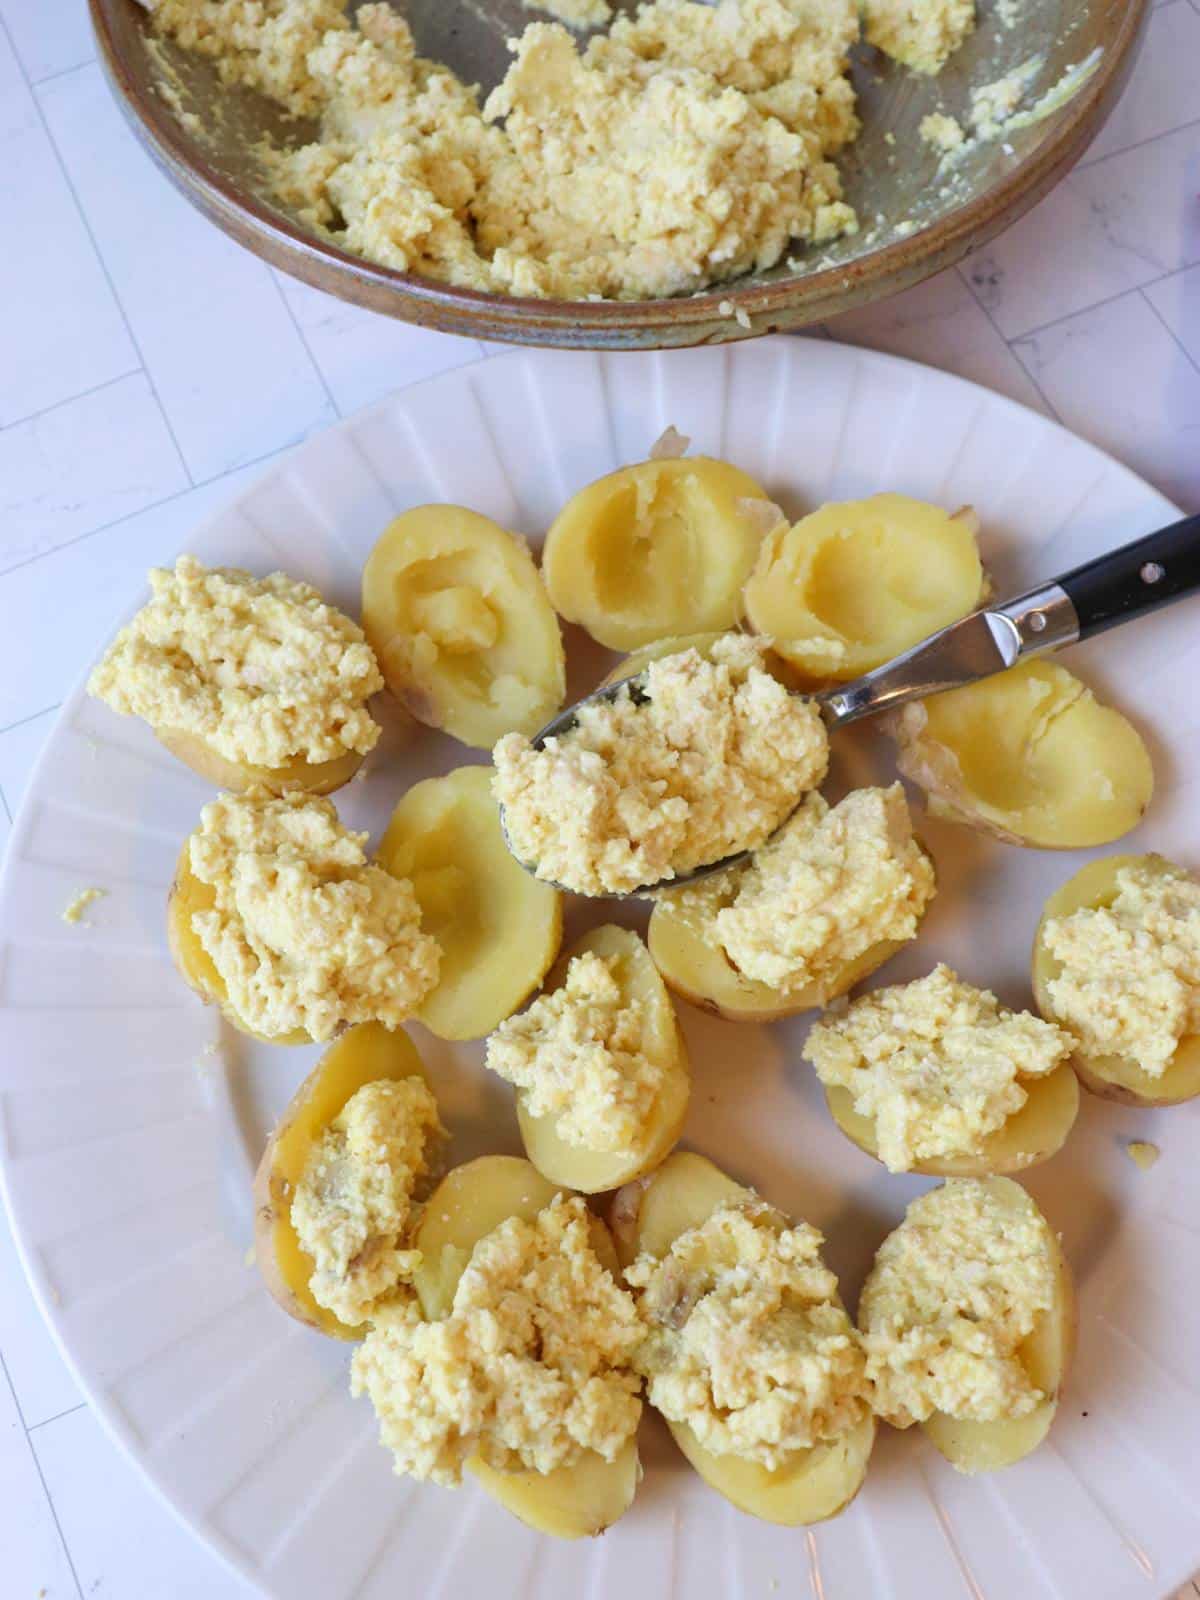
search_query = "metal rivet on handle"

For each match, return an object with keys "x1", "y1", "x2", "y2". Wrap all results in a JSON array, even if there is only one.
[
  {"x1": 1029, "y1": 611, "x2": 1047, "y2": 632},
  {"x1": 1141, "y1": 562, "x2": 1165, "y2": 584}
]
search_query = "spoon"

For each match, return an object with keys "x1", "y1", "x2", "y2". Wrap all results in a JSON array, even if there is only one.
[{"x1": 504, "y1": 513, "x2": 1200, "y2": 897}]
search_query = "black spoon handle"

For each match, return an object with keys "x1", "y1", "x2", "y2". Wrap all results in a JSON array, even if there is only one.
[{"x1": 1057, "y1": 513, "x2": 1200, "y2": 640}]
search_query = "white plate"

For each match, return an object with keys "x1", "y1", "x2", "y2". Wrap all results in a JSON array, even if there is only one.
[{"x1": 2, "y1": 340, "x2": 1199, "y2": 1600}]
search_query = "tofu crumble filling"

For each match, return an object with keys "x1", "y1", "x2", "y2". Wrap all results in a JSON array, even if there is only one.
[
  {"x1": 492, "y1": 636, "x2": 830, "y2": 895},
  {"x1": 89, "y1": 555, "x2": 382, "y2": 768},
  {"x1": 803, "y1": 964, "x2": 1073, "y2": 1171}
]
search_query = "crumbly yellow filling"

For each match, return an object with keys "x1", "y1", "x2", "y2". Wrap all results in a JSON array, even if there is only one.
[
  {"x1": 350, "y1": 1196, "x2": 643, "y2": 1483},
  {"x1": 1042, "y1": 861, "x2": 1200, "y2": 1076},
  {"x1": 147, "y1": 0, "x2": 862, "y2": 301},
  {"x1": 492, "y1": 635, "x2": 829, "y2": 895},
  {"x1": 291, "y1": 1078, "x2": 444, "y2": 1325},
  {"x1": 665, "y1": 784, "x2": 934, "y2": 997},
  {"x1": 803, "y1": 964, "x2": 1072, "y2": 1172},
  {"x1": 859, "y1": 1180, "x2": 1055, "y2": 1426},
  {"x1": 626, "y1": 1201, "x2": 867, "y2": 1469},
  {"x1": 189, "y1": 789, "x2": 439, "y2": 1040},
  {"x1": 862, "y1": 0, "x2": 975, "y2": 74},
  {"x1": 88, "y1": 556, "x2": 382, "y2": 768},
  {"x1": 485, "y1": 950, "x2": 666, "y2": 1150}
]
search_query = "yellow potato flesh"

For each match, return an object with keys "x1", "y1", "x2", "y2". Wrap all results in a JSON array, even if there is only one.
[
  {"x1": 410, "y1": 1156, "x2": 638, "y2": 1538},
  {"x1": 916, "y1": 1177, "x2": 1075, "y2": 1473},
  {"x1": 157, "y1": 727, "x2": 366, "y2": 796},
  {"x1": 377, "y1": 765, "x2": 562, "y2": 1041},
  {"x1": 514, "y1": 925, "x2": 690, "y2": 1193},
  {"x1": 892, "y1": 659, "x2": 1153, "y2": 848},
  {"x1": 361, "y1": 505, "x2": 565, "y2": 749},
  {"x1": 648, "y1": 881, "x2": 911, "y2": 1023},
  {"x1": 822, "y1": 1063, "x2": 1080, "y2": 1175},
  {"x1": 1032, "y1": 853, "x2": 1200, "y2": 1105},
  {"x1": 166, "y1": 841, "x2": 311, "y2": 1045},
  {"x1": 544, "y1": 458, "x2": 772, "y2": 650},
  {"x1": 743, "y1": 497, "x2": 983, "y2": 683},
  {"x1": 599, "y1": 631, "x2": 730, "y2": 688},
  {"x1": 610, "y1": 1151, "x2": 874, "y2": 1524},
  {"x1": 252, "y1": 1023, "x2": 430, "y2": 1339}
]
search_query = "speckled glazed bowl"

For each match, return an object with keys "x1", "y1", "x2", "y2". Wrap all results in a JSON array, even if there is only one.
[{"x1": 91, "y1": 0, "x2": 1146, "y2": 350}]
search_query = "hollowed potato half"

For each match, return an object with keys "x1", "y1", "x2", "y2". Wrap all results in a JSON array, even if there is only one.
[
  {"x1": 515, "y1": 925, "x2": 691, "y2": 1193},
  {"x1": 889, "y1": 659, "x2": 1153, "y2": 848},
  {"x1": 410, "y1": 1156, "x2": 639, "y2": 1539},
  {"x1": 361, "y1": 506, "x2": 565, "y2": 749},
  {"x1": 252, "y1": 1023, "x2": 431, "y2": 1339},
  {"x1": 647, "y1": 873, "x2": 920, "y2": 1023},
  {"x1": 156, "y1": 728, "x2": 367, "y2": 797},
  {"x1": 377, "y1": 765, "x2": 562, "y2": 1041},
  {"x1": 166, "y1": 841, "x2": 311, "y2": 1045},
  {"x1": 822, "y1": 1064, "x2": 1080, "y2": 1176},
  {"x1": 913, "y1": 1178, "x2": 1076, "y2": 1473},
  {"x1": 743, "y1": 496, "x2": 984, "y2": 684},
  {"x1": 1032, "y1": 854, "x2": 1200, "y2": 1105},
  {"x1": 543, "y1": 458, "x2": 773, "y2": 651},
  {"x1": 610, "y1": 1151, "x2": 875, "y2": 1524}
]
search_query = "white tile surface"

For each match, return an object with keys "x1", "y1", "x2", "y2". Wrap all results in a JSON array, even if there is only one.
[
  {"x1": 0, "y1": 26, "x2": 135, "y2": 426},
  {"x1": 0, "y1": 374, "x2": 189, "y2": 573},
  {"x1": 1012, "y1": 290, "x2": 1200, "y2": 511},
  {"x1": 37, "y1": 64, "x2": 338, "y2": 483},
  {"x1": 34, "y1": 1405, "x2": 256, "y2": 1599},
  {"x1": 0, "y1": 0, "x2": 95, "y2": 83},
  {"x1": 0, "y1": 12, "x2": 1198, "y2": 1598}
]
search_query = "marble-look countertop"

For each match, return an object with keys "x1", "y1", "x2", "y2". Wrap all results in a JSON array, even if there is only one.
[{"x1": 0, "y1": 2, "x2": 1197, "y2": 1594}]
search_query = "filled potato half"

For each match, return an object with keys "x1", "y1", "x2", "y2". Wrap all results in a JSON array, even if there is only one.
[
  {"x1": 410, "y1": 1156, "x2": 639, "y2": 1538},
  {"x1": 156, "y1": 729, "x2": 366, "y2": 797},
  {"x1": 361, "y1": 505, "x2": 565, "y2": 748},
  {"x1": 498, "y1": 925, "x2": 691, "y2": 1193},
  {"x1": 888, "y1": 659, "x2": 1153, "y2": 848},
  {"x1": 543, "y1": 457, "x2": 774, "y2": 650},
  {"x1": 376, "y1": 765, "x2": 562, "y2": 1040},
  {"x1": 611, "y1": 1152, "x2": 875, "y2": 1525},
  {"x1": 1032, "y1": 854, "x2": 1200, "y2": 1106},
  {"x1": 252, "y1": 1023, "x2": 434, "y2": 1339},
  {"x1": 860, "y1": 1178, "x2": 1075, "y2": 1475},
  {"x1": 742, "y1": 495, "x2": 985, "y2": 684},
  {"x1": 166, "y1": 841, "x2": 312, "y2": 1045}
]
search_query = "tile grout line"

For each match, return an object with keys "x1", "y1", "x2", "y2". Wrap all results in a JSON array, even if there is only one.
[
  {"x1": 28, "y1": 1401, "x2": 89, "y2": 1434},
  {"x1": 0, "y1": 703, "x2": 62, "y2": 740},
  {"x1": 268, "y1": 270, "x2": 343, "y2": 420},
  {"x1": 0, "y1": 368, "x2": 143, "y2": 437},
  {"x1": 954, "y1": 262, "x2": 1063, "y2": 419},
  {"x1": 23, "y1": 55, "x2": 96, "y2": 91},
  {"x1": 0, "y1": 1349, "x2": 86, "y2": 1600},
  {"x1": 1003, "y1": 274, "x2": 1183, "y2": 349},
  {"x1": 12, "y1": 33, "x2": 197, "y2": 488},
  {"x1": 1139, "y1": 284, "x2": 1200, "y2": 381},
  {"x1": 1074, "y1": 109, "x2": 1200, "y2": 174},
  {"x1": 0, "y1": 782, "x2": 12, "y2": 825},
  {"x1": 0, "y1": 438, "x2": 291, "y2": 586}
]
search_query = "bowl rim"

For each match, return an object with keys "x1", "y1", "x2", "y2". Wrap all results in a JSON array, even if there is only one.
[{"x1": 89, "y1": 0, "x2": 1149, "y2": 345}]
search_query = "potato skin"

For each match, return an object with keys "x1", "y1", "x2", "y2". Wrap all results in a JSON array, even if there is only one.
[
  {"x1": 611, "y1": 1151, "x2": 875, "y2": 1524},
  {"x1": 253, "y1": 1023, "x2": 432, "y2": 1340},
  {"x1": 1031, "y1": 853, "x2": 1200, "y2": 1106},
  {"x1": 157, "y1": 727, "x2": 366, "y2": 796},
  {"x1": 821, "y1": 1063, "x2": 1080, "y2": 1177}
]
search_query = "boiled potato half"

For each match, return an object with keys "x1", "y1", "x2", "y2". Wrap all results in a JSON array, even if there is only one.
[
  {"x1": 377, "y1": 765, "x2": 561, "y2": 1040},
  {"x1": 917, "y1": 1178, "x2": 1076, "y2": 1473},
  {"x1": 252, "y1": 1023, "x2": 431, "y2": 1339},
  {"x1": 410, "y1": 1156, "x2": 639, "y2": 1538},
  {"x1": 822, "y1": 1064, "x2": 1080, "y2": 1175},
  {"x1": 1032, "y1": 854, "x2": 1200, "y2": 1105},
  {"x1": 743, "y1": 496, "x2": 984, "y2": 684},
  {"x1": 648, "y1": 879, "x2": 917, "y2": 1023},
  {"x1": 166, "y1": 841, "x2": 311, "y2": 1045},
  {"x1": 610, "y1": 1152, "x2": 875, "y2": 1524},
  {"x1": 156, "y1": 728, "x2": 366, "y2": 797},
  {"x1": 888, "y1": 659, "x2": 1153, "y2": 848},
  {"x1": 361, "y1": 505, "x2": 565, "y2": 749},
  {"x1": 543, "y1": 457, "x2": 774, "y2": 650},
  {"x1": 515, "y1": 926, "x2": 691, "y2": 1193}
]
